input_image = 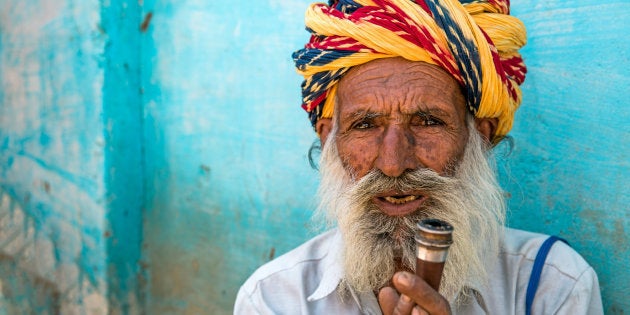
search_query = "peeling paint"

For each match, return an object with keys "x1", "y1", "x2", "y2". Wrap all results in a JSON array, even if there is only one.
[{"x1": 1, "y1": 0, "x2": 109, "y2": 313}]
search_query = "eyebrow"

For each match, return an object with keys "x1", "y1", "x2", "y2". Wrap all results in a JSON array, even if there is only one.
[
  {"x1": 340, "y1": 107, "x2": 453, "y2": 122},
  {"x1": 412, "y1": 108, "x2": 451, "y2": 118},
  {"x1": 343, "y1": 110, "x2": 384, "y2": 121}
]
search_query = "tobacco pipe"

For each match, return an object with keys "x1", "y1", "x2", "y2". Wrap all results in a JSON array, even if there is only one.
[{"x1": 415, "y1": 218, "x2": 453, "y2": 291}]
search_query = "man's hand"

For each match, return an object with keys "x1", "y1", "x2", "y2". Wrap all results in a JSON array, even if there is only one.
[{"x1": 378, "y1": 271, "x2": 451, "y2": 315}]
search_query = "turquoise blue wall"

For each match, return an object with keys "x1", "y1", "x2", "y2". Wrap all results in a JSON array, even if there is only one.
[
  {"x1": 0, "y1": 0, "x2": 144, "y2": 313},
  {"x1": 139, "y1": 1, "x2": 318, "y2": 312},
  {"x1": 0, "y1": 0, "x2": 627, "y2": 314},
  {"x1": 0, "y1": 0, "x2": 110, "y2": 313},
  {"x1": 502, "y1": 1, "x2": 630, "y2": 312}
]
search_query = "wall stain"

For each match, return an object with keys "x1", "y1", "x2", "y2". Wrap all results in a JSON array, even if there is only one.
[
  {"x1": 608, "y1": 304, "x2": 624, "y2": 314},
  {"x1": 140, "y1": 12, "x2": 153, "y2": 32},
  {"x1": 199, "y1": 164, "x2": 211, "y2": 175},
  {"x1": 268, "y1": 247, "x2": 275, "y2": 261},
  {"x1": 42, "y1": 181, "x2": 51, "y2": 194},
  {"x1": 580, "y1": 209, "x2": 629, "y2": 249}
]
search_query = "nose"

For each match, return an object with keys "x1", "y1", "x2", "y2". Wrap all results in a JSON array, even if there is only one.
[{"x1": 375, "y1": 124, "x2": 420, "y2": 177}]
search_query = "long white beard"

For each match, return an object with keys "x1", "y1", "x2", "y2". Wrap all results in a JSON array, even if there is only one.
[{"x1": 315, "y1": 119, "x2": 506, "y2": 302}]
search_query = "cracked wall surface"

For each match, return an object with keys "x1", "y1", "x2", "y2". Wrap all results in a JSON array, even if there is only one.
[
  {"x1": 0, "y1": 168, "x2": 107, "y2": 315},
  {"x1": 0, "y1": 0, "x2": 138, "y2": 314}
]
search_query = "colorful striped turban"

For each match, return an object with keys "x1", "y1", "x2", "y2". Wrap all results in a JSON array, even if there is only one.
[{"x1": 292, "y1": 0, "x2": 527, "y2": 142}]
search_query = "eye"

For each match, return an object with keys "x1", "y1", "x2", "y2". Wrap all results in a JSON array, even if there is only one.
[
  {"x1": 423, "y1": 117, "x2": 442, "y2": 126},
  {"x1": 412, "y1": 113, "x2": 444, "y2": 127},
  {"x1": 351, "y1": 119, "x2": 374, "y2": 130}
]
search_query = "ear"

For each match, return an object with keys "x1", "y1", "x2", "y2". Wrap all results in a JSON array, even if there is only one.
[
  {"x1": 474, "y1": 117, "x2": 498, "y2": 144},
  {"x1": 316, "y1": 118, "x2": 333, "y2": 147}
]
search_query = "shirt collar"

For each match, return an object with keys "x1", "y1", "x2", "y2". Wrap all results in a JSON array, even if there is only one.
[
  {"x1": 306, "y1": 229, "x2": 382, "y2": 314},
  {"x1": 307, "y1": 229, "x2": 344, "y2": 302}
]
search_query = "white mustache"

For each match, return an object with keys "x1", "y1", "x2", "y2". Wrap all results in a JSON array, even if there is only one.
[{"x1": 348, "y1": 167, "x2": 457, "y2": 203}]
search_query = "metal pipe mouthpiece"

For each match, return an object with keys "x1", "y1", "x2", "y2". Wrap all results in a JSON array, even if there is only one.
[{"x1": 415, "y1": 219, "x2": 454, "y2": 263}]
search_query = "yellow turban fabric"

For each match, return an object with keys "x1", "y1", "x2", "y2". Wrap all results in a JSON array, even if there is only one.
[{"x1": 292, "y1": 0, "x2": 527, "y2": 142}]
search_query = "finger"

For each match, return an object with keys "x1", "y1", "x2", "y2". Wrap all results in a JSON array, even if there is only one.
[
  {"x1": 412, "y1": 305, "x2": 429, "y2": 315},
  {"x1": 378, "y1": 286, "x2": 399, "y2": 315},
  {"x1": 392, "y1": 293, "x2": 416, "y2": 315},
  {"x1": 379, "y1": 287, "x2": 416, "y2": 315},
  {"x1": 392, "y1": 272, "x2": 451, "y2": 314}
]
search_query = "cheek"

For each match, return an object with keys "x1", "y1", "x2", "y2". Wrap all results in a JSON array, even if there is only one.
[
  {"x1": 414, "y1": 135, "x2": 467, "y2": 174},
  {"x1": 337, "y1": 137, "x2": 378, "y2": 178},
  {"x1": 416, "y1": 138, "x2": 440, "y2": 163}
]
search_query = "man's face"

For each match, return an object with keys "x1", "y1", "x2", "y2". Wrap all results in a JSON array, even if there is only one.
[
  {"x1": 332, "y1": 57, "x2": 470, "y2": 217},
  {"x1": 315, "y1": 57, "x2": 503, "y2": 296}
]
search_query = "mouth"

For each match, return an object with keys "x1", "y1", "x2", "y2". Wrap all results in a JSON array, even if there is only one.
[
  {"x1": 372, "y1": 192, "x2": 427, "y2": 217},
  {"x1": 382, "y1": 195, "x2": 419, "y2": 204}
]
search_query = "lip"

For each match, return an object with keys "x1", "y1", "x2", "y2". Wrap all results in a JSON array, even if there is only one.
[{"x1": 372, "y1": 190, "x2": 427, "y2": 217}]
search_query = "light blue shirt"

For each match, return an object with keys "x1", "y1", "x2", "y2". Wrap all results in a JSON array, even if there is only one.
[{"x1": 234, "y1": 228, "x2": 603, "y2": 314}]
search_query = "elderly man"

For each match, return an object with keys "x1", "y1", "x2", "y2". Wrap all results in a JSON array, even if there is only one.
[{"x1": 235, "y1": 0, "x2": 603, "y2": 314}]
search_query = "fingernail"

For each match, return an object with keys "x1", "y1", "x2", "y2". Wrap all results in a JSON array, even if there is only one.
[{"x1": 396, "y1": 272, "x2": 410, "y2": 286}]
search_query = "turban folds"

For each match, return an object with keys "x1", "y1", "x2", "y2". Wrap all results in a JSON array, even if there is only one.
[{"x1": 292, "y1": 0, "x2": 527, "y2": 141}]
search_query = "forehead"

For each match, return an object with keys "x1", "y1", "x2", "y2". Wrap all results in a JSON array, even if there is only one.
[{"x1": 335, "y1": 58, "x2": 466, "y2": 118}]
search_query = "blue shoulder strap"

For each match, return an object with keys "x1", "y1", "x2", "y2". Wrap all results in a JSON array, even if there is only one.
[{"x1": 525, "y1": 236, "x2": 569, "y2": 315}]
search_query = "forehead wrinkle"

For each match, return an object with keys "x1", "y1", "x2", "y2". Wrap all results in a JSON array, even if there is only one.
[
  {"x1": 341, "y1": 75, "x2": 461, "y2": 111},
  {"x1": 337, "y1": 58, "x2": 466, "y2": 123},
  {"x1": 404, "y1": 76, "x2": 459, "y2": 92},
  {"x1": 341, "y1": 98, "x2": 456, "y2": 123},
  {"x1": 345, "y1": 61, "x2": 457, "y2": 91}
]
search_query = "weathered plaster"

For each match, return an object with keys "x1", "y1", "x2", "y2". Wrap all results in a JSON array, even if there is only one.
[{"x1": 1, "y1": 0, "x2": 114, "y2": 313}]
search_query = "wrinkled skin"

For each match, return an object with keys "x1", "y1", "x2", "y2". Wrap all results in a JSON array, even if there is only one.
[{"x1": 316, "y1": 57, "x2": 497, "y2": 314}]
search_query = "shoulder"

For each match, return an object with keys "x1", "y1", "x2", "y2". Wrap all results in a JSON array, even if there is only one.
[
  {"x1": 501, "y1": 228, "x2": 590, "y2": 280},
  {"x1": 234, "y1": 229, "x2": 340, "y2": 314},
  {"x1": 242, "y1": 229, "x2": 337, "y2": 287},
  {"x1": 487, "y1": 228, "x2": 603, "y2": 314}
]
